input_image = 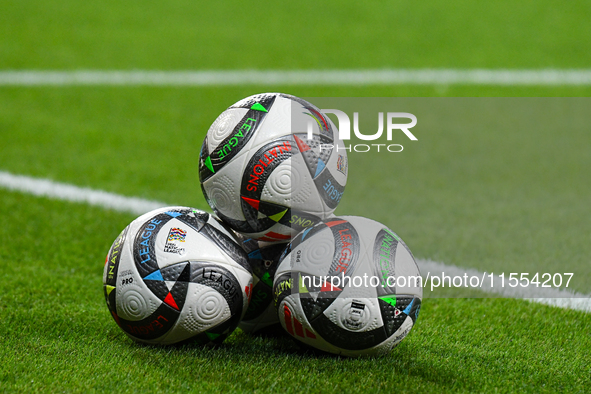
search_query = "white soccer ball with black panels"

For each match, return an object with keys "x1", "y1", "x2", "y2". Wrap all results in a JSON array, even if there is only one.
[
  {"x1": 103, "y1": 206, "x2": 253, "y2": 345},
  {"x1": 273, "y1": 216, "x2": 422, "y2": 357},
  {"x1": 236, "y1": 237, "x2": 286, "y2": 334},
  {"x1": 199, "y1": 93, "x2": 348, "y2": 243}
]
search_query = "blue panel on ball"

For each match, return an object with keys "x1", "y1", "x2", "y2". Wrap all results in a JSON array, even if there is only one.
[{"x1": 144, "y1": 270, "x2": 164, "y2": 281}]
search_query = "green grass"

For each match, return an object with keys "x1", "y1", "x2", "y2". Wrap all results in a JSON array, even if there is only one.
[
  {"x1": 2, "y1": 0, "x2": 591, "y2": 392},
  {"x1": 2, "y1": 1, "x2": 591, "y2": 69},
  {"x1": 1, "y1": 190, "x2": 590, "y2": 393}
]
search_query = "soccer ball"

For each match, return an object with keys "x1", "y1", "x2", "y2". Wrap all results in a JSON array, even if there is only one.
[
  {"x1": 273, "y1": 216, "x2": 422, "y2": 357},
  {"x1": 102, "y1": 207, "x2": 253, "y2": 345},
  {"x1": 198, "y1": 93, "x2": 348, "y2": 242},
  {"x1": 237, "y1": 238, "x2": 286, "y2": 334}
]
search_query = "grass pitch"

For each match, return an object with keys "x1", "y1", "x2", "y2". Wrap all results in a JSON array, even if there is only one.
[
  {"x1": 1, "y1": 0, "x2": 591, "y2": 392},
  {"x1": 1, "y1": 190, "x2": 590, "y2": 393}
]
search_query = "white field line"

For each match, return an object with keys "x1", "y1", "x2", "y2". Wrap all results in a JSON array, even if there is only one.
[
  {"x1": 2, "y1": 69, "x2": 591, "y2": 86},
  {"x1": 1, "y1": 169, "x2": 589, "y2": 312},
  {"x1": 0, "y1": 170, "x2": 166, "y2": 216},
  {"x1": 420, "y1": 260, "x2": 591, "y2": 313}
]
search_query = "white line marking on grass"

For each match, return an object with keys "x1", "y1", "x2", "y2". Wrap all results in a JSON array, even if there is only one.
[
  {"x1": 1, "y1": 169, "x2": 589, "y2": 312},
  {"x1": 0, "y1": 170, "x2": 166, "y2": 216},
  {"x1": 420, "y1": 260, "x2": 591, "y2": 313},
  {"x1": 2, "y1": 69, "x2": 591, "y2": 86}
]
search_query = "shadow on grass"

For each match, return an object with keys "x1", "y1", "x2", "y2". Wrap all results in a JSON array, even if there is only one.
[{"x1": 109, "y1": 324, "x2": 467, "y2": 391}]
